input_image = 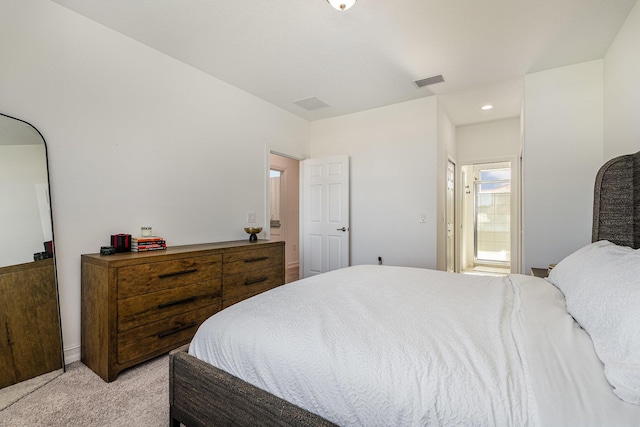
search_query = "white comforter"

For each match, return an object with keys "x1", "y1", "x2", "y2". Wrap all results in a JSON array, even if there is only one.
[{"x1": 189, "y1": 265, "x2": 640, "y2": 426}]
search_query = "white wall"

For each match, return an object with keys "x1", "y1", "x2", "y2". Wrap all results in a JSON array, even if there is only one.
[
  {"x1": 523, "y1": 60, "x2": 604, "y2": 273},
  {"x1": 310, "y1": 97, "x2": 438, "y2": 269},
  {"x1": 604, "y1": 0, "x2": 640, "y2": 159},
  {"x1": 0, "y1": 0, "x2": 310, "y2": 362},
  {"x1": 456, "y1": 118, "x2": 522, "y2": 164}
]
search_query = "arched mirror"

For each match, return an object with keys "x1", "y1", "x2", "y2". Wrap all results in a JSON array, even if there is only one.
[{"x1": 0, "y1": 113, "x2": 64, "y2": 409}]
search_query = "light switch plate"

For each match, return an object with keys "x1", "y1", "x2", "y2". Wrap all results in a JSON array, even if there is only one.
[{"x1": 247, "y1": 212, "x2": 256, "y2": 223}]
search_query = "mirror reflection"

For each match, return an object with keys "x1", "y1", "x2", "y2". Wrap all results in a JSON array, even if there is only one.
[
  {"x1": 0, "y1": 115, "x2": 53, "y2": 268},
  {"x1": 0, "y1": 113, "x2": 64, "y2": 409}
]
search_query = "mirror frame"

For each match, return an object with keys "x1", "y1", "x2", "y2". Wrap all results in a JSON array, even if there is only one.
[{"x1": 0, "y1": 112, "x2": 64, "y2": 404}]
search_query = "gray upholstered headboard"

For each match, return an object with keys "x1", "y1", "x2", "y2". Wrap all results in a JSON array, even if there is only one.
[{"x1": 592, "y1": 151, "x2": 640, "y2": 249}]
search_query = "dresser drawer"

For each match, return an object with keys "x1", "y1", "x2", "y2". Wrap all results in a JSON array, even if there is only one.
[
  {"x1": 117, "y1": 280, "x2": 222, "y2": 332},
  {"x1": 117, "y1": 305, "x2": 216, "y2": 365},
  {"x1": 222, "y1": 264, "x2": 283, "y2": 308},
  {"x1": 117, "y1": 254, "x2": 221, "y2": 298},
  {"x1": 223, "y1": 246, "x2": 282, "y2": 276}
]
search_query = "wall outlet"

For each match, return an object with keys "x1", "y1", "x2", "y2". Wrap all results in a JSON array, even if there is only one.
[
  {"x1": 247, "y1": 212, "x2": 256, "y2": 223},
  {"x1": 419, "y1": 213, "x2": 427, "y2": 223}
]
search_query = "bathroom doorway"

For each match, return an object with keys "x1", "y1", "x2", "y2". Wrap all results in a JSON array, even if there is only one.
[
  {"x1": 269, "y1": 153, "x2": 300, "y2": 283},
  {"x1": 461, "y1": 162, "x2": 511, "y2": 276}
]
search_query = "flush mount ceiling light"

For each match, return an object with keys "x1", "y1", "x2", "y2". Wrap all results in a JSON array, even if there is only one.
[
  {"x1": 481, "y1": 105, "x2": 494, "y2": 110},
  {"x1": 327, "y1": 0, "x2": 357, "y2": 11}
]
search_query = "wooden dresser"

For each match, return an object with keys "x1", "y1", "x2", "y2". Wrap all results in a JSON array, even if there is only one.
[{"x1": 81, "y1": 240, "x2": 284, "y2": 382}]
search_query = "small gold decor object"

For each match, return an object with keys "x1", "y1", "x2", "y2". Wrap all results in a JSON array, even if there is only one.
[{"x1": 244, "y1": 227, "x2": 263, "y2": 241}]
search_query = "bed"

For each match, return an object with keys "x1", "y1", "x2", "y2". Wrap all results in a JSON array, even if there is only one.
[{"x1": 170, "y1": 151, "x2": 640, "y2": 426}]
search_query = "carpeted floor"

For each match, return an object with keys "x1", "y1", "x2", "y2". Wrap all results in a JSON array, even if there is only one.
[
  {"x1": 0, "y1": 369, "x2": 64, "y2": 411},
  {"x1": 0, "y1": 355, "x2": 168, "y2": 426}
]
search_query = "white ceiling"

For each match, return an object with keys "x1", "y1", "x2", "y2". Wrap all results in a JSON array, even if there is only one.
[{"x1": 51, "y1": 0, "x2": 637, "y2": 126}]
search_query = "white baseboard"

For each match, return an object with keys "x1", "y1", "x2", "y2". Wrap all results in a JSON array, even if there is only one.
[{"x1": 64, "y1": 345, "x2": 81, "y2": 364}]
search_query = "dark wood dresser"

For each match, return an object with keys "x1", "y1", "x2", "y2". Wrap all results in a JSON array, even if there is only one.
[{"x1": 81, "y1": 240, "x2": 284, "y2": 382}]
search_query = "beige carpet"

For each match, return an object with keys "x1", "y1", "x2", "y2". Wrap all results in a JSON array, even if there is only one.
[
  {"x1": 0, "y1": 355, "x2": 168, "y2": 426},
  {"x1": 0, "y1": 369, "x2": 63, "y2": 411}
]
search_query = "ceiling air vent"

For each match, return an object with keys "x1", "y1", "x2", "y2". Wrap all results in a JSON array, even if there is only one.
[
  {"x1": 414, "y1": 74, "x2": 445, "y2": 88},
  {"x1": 293, "y1": 97, "x2": 330, "y2": 111}
]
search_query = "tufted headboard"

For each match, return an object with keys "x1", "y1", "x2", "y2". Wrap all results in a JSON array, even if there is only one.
[{"x1": 592, "y1": 151, "x2": 640, "y2": 249}]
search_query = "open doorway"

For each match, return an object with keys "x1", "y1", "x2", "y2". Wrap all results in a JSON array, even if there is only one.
[
  {"x1": 269, "y1": 153, "x2": 300, "y2": 283},
  {"x1": 461, "y1": 161, "x2": 511, "y2": 276}
]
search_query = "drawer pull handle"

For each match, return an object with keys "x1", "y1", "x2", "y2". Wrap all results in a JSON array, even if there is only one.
[
  {"x1": 244, "y1": 256, "x2": 268, "y2": 263},
  {"x1": 245, "y1": 276, "x2": 268, "y2": 286},
  {"x1": 158, "y1": 296, "x2": 197, "y2": 309},
  {"x1": 158, "y1": 269, "x2": 198, "y2": 279},
  {"x1": 158, "y1": 322, "x2": 197, "y2": 339}
]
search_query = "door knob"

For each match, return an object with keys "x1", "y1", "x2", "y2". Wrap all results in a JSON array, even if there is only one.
[{"x1": 337, "y1": 227, "x2": 347, "y2": 232}]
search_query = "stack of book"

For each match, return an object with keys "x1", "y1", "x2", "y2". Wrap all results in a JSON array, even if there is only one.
[{"x1": 132, "y1": 236, "x2": 167, "y2": 252}]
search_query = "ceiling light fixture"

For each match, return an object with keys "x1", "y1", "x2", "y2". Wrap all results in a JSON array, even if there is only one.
[
  {"x1": 481, "y1": 105, "x2": 494, "y2": 110},
  {"x1": 327, "y1": 0, "x2": 356, "y2": 11}
]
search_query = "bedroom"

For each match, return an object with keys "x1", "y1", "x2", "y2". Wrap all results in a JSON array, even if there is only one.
[{"x1": 1, "y1": 0, "x2": 639, "y2": 422}]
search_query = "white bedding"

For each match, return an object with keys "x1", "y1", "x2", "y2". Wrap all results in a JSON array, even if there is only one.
[{"x1": 189, "y1": 265, "x2": 640, "y2": 426}]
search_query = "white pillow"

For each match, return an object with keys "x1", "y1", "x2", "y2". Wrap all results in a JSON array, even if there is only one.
[{"x1": 547, "y1": 240, "x2": 640, "y2": 405}]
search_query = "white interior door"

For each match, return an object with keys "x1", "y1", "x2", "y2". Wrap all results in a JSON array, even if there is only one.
[{"x1": 301, "y1": 155, "x2": 350, "y2": 278}]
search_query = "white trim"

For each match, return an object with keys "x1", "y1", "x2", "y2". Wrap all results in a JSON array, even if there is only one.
[
  {"x1": 269, "y1": 148, "x2": 307, "y2": 161},
  {"x1": 64, "y1": 344, "x2": 81, "y2": 364},
  {"x1": 445, "y1": 156, "x2": 457, "y2": 273}
]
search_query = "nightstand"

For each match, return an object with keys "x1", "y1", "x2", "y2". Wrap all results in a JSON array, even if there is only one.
[{"x1": 530, "y1": 267, "x2": 548, "y2": 278}]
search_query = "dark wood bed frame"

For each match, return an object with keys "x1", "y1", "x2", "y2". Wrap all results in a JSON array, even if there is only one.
[
  {"x1": 170, "y1": 151, "x2": 640, "y2": 427},
  {"x1": 170, "y1": 344, "x2": 336, "y2": 426}
]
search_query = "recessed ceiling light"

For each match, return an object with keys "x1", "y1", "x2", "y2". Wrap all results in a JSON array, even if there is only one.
[{"x1": 481, "y1": 105, "x2": 494, "y2": 110}]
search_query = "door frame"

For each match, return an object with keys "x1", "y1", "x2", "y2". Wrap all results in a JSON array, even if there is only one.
[
  {"x1": 265, "y1": 146, "x2": 307, "y2": 275},
  {"x1": 268, "y1": 167, "x2": 285, "y2": 242},
  {"x1": 457, "y1": 155, "x2": 521, "y2": 274},
  {"x1": 446, "y1": 158, "x2": 456, "y2": 273}
]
